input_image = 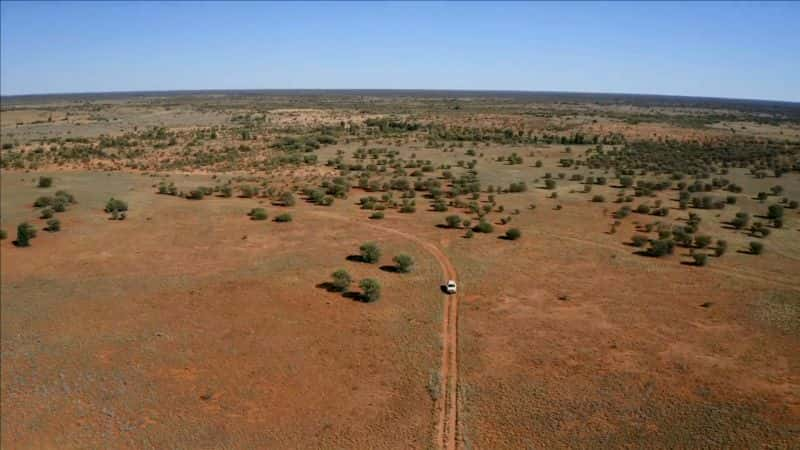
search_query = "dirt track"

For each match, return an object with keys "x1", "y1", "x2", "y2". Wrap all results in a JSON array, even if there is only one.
[{"x1": 309, "y1": 211, "x2": 461, "y2": 450}]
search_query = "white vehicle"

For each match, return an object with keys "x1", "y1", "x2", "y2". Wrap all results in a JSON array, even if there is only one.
[{"x1": 445, "y1": 280, "x2": 457, "y2": 294}]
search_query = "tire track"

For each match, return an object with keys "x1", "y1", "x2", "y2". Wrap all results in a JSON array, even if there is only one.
[{"x1": 308, "y1": 211, "x2": 460, "y2": 449}]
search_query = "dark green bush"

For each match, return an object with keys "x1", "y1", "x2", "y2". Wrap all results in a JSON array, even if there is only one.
[
  {"x1": 445, "y1": 215, "x2": 462, "y2": 228},
  {"x1": 34, "y1": 196, "x2": 53, "y2": 208},
  {"x1": 393, "y1": 254, "x2": 414, "y2": 273},
  {"x1": 40, "y1": 208, "x2": 54, "y2": 219},
  {"x1": 37, "y1": 176, "x2": 53, "y2": 188},
  {"x1": 275, "y1": 213, "x2": 292, "y2": 222},
  {"x1": 331, "y1": 269, "x2": 352, "y2": 292},
  {"x1": 359, "y1": 242, "x2": 381, "y2": 263},
  {"x1": 715, "y1": 240, "x2": 727, "y2": 257},
  {"x1": 694, "y1": 235, "x2": 712, "y2": 248},
  {"x1": 105, "y1": 198, "x2": 128, "y2": 213},
  {"x1": 749, "y1": 241, "x2": 764, "y2": 255},
  {"x1": 505, "y1": 228, "x2": 521, "y2": 240},
  {"x1": 249, "y1": 208, "x2": 268, "y2": 220},
  {"x1": 646, "y1": 239, "x2": 674, "y2": 257},
  {"x1": 692, "y1": 253, "x2": 708, "y2": 266},
  {"x1": 473, "y1": 220, "x2": 493, "y2": 233},
  {"x1": 370, "y1": 211, "x2": 384, "y2": 220},
  {"x1": 359, "y1": 278, "x2": 381, "y2": 302},
  {"x1": 45, "y1": 218, "x2": 60, "y2": 232},
  {"x1": 631, "y1": 234, "x2": 648, "y2": 247},
  {"x1": 15, "y1": 222, "x2": 37, "y2": 247}
]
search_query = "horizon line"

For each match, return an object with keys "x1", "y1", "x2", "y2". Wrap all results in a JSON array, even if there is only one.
[{"x1": 2, "y1": 88, "x2": 799, "y2": 106}]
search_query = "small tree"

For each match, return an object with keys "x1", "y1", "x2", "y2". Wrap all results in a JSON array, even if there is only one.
[
  {"x1": 105, "y1": 198, "x2": 128, "y2": 213},
  {"x1": 505, "y1": 228, "x2": 521, "y2": 240},
  {"x1": 694, "y1": 235, "x2": 712, "y2": 248},
  {"x1": 749, "y1": 241, "x2": 764, "y2": 255},
  {"x1": 15, "y1": 222, "x2": 37, "y2": 247},
  {"x1": 249, "y1": 208, "x2": 268, "y2": 220},
  {"x1": 34, "y1": 196, "x2": 53, "y2": 208},
  {"x1": 359, "y1": 242, "x2": 381, "y2": 263},
  {"x1": 45, "y1": 218, "x2": 61, "y2": 232},
  {"x1": 331, "y1": 269, "x2": 352, "y2": 292},
  {"x1": 280, "y1": 191, "x2": 296, "y2": 206},
  {"x1": 474, "y1": 220, "x2": 493, "y2": 233},
  {"x1": 646, "y1": 239, "x2": 674, "y2": 257},
  {"x1": 275, "y1": 213, "x2": 292, "y2": 222},
  {"x1": 692, "y1": 253, "x2": 708, "y2": 266},
  {"x1": 445, "y1": 215, "x2": 462, "y2": 228},
  {"x1": 360, "y1": 278, "x2": 381, "y2": 302},
  {"x1": 767, "y1": 204, "x2": 784, "y2": 220},
  {"x1": 393, "y1": 254, "x2": 414, "y2": 273},
  {"x1": 38, "y1": 176, "x2": 53, "y2": 188},
  {"x1": 631, "y1": 234, "x2": 648, "y2": 247},
  {"x1": 715, "y1": 240, "x2": 728, "y2": 257}
]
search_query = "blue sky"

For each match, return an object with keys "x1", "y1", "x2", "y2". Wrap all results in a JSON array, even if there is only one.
[{"x1": 1, "y1": 1, "x2": 798, "y2": 101}]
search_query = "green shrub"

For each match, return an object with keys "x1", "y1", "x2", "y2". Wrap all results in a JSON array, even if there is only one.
[
  {"x1": 275, "y1": 213, "x2": 292, "y2": 222},
  {"x1": 105, "y1": 197, "x2": 128, "y2": 213},
  {"x1": 220, "y1": 185, "x2": 233, "y2": 197},
  {"x1": 37, "y1": 176, "x2": 53, "y2": 188},
  {"x1": 767, "y1": 204, "x2": 784, "y2": 220},
  {"x1": 359, "y1": 242, "x2": 381, "y2": 263},
  {"x1": 15, "y1": 222, "x2": 37, "y2": 247},
  {"x1": 0, "y1": 229, "x2": 7, "y2": 240},
  {"x1": 749, "y1": 241, "x2": 764, "y2": 255},
  {"x1": 505, "y1": 228, "x2": 521, "y2": 240},
  {"x1": 692, "y1": 253, "x2": 708, "y2": 266},
  {"x1": 631, "y1": 234, "x2": 648, "y2": 247},
  {"x1": 370, "y1": 211, "x2": 384, "y2": 220},
  {"x1": 694, "y1": 235, "x2": 712, "y2": 248},
  {"x1": 591, "y1": 195, "x2": 605, "y2": 202},
  {"x1": 715, "y1": 240, "x2": 727, "y2": 257},
  {"x1": 331, "y1": 269, "x2": 352, "y2": 292},
  {"x1": 40, "y1": 208, "x2": 54, "y2": 219},
  {"x1": 249, "y1": 208, "x2": 268, "y2": 220},
  {"x1": 186, "y1": 189, "x2": 205, "y2": 200},
  {"x1": 393, "y1": 254, "x2": 414, "y2": 273},
  {"x1": 52, "y1": 198, "x2": 67, "y2": 212},
  {"x1": 359, "y1": 278, "x2": 381, "y2": 302},
  {"x1": 473, "y1": 220, "x2": 493, "y2": 233},
  {"x1": 54, "y1": 190, "x2": 75, "y2": 204},
  {"x1": 280, "y1": 191, "x2": 296, "y2": 206},
  {"x1": 731, "y1": 212, "x2": 749, "y2": 229},
  {"x1": 445, "y1": 215, "x2": 462, "y2": 228},
  {"x1": 34, "y1": 196, "x2": 53, "y2": 208},
  {"x1": 239, "y1": 185, "x2": 257, "y2": 198},
  {"x1": 464, "y1": 229, "x2": 474, "y2": 238},
  {"x1": 646, "y1": 239, "x2": 674, "y2": 257},
  {"x1": 45, "y1": 218, "x2": 60, "y2": 232}
]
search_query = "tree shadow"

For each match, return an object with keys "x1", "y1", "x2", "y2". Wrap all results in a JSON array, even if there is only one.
[
  {"x1": 315, "y1": 282, "x2": 339, "y2": 293},
  {"x1": 346, "y1": 254, "x2": 364, "y2": 263},
  {"x1": 380, "y1": 265, "x2": 400, "y2": 273},
  {"x1": 343, "y1": 291, "x2": 366, "y2": 302}
]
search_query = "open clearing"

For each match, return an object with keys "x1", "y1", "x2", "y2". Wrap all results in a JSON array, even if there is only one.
[{"x1": 2, "y1": 91, "x2": 799, "y2": 448}]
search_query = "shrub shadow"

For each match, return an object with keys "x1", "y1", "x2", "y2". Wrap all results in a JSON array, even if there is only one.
[
  {"x1": 346, "y1": 254, "x2": 365, "y2": 263},
  {"x1": 343, "y1": 291, "x2": 365, "y2": 302},
  {"x1": 380, "y1": 265, "x2": 400, "y2": 273}
]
